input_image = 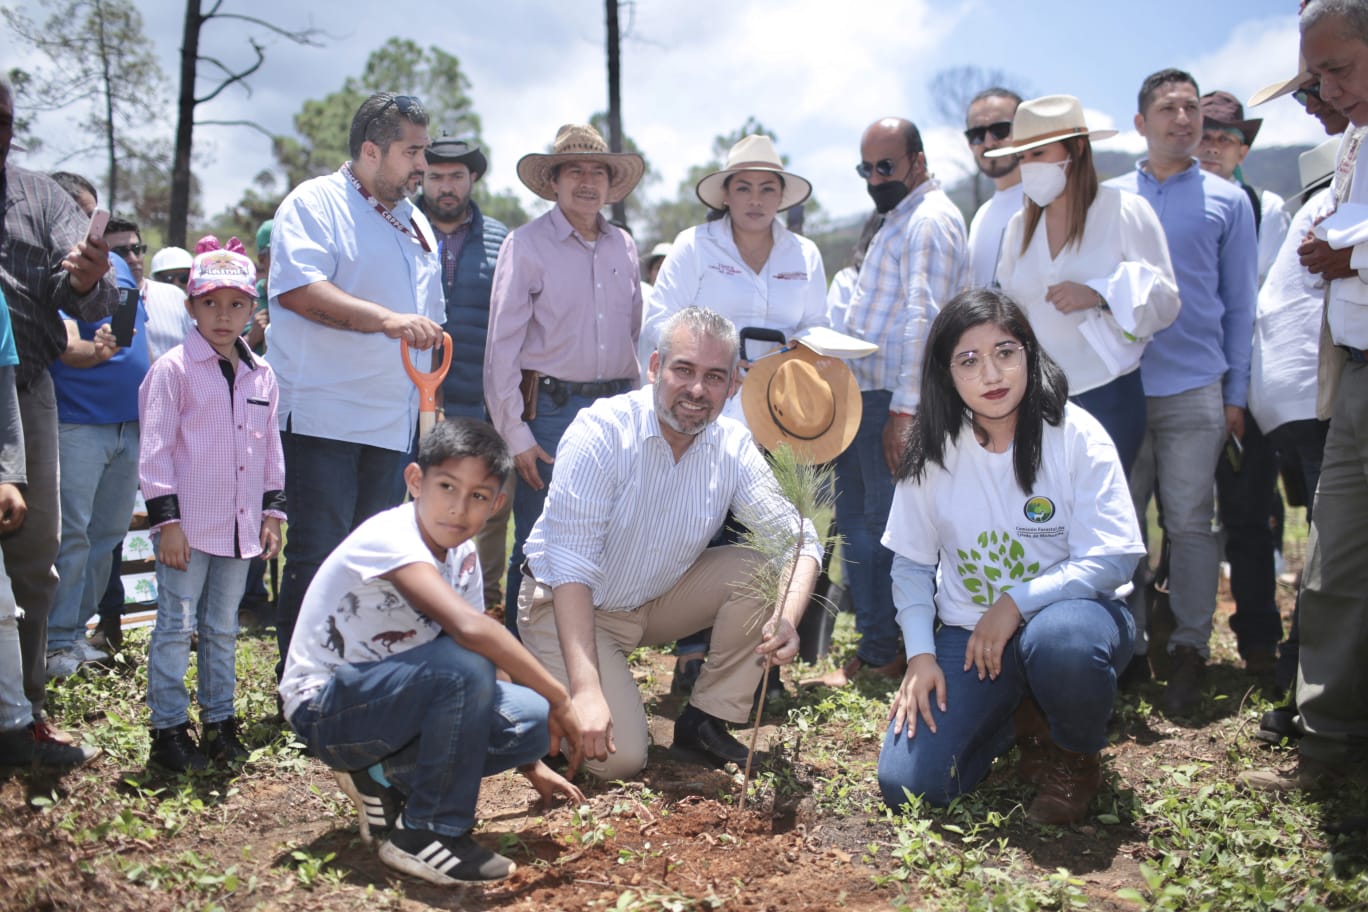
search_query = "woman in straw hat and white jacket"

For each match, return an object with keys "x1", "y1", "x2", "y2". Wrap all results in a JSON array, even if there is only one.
[
  {"x1": 990, "y1": 95, "x2": 1179, "y2": 474},
  {"x1": 642, "y1": 135, "x2": 828, "y2": 425}
]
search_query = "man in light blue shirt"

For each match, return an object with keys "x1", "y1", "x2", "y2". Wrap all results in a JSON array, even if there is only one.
[
  {"x1": 1106, "y1": 68, "x2": 1258, "y2": 717},
  {"x1": 267, "y1": 92, "x2": 445, "y2": 681}
]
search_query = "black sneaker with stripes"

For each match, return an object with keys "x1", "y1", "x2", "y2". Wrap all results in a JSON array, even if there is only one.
[
  {"x1": 332, "y1": 769, "x2": 404, "y2": 845},
  {"x1": 379, "y1": 826, "x2": 516, "y2": 884}
]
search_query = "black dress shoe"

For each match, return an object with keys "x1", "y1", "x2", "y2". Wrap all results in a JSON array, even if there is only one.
[
  {"x1": 1254, "y1": 707, "x2": 1301, "y2": 745},
  {"x1": 672, "y1": 705, "x2": 751, "y2": 768}
]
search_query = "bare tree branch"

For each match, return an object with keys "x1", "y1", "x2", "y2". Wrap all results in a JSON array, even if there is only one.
[
  {"x1": 195, "y1": 118, "x2": 276, "y2": 139},
  {"x1": 205, "y1": 11, "x2": 323, "y2": 46},
  {"x1": 194, "y1": 38, "x2": 264, "y2": 105}
]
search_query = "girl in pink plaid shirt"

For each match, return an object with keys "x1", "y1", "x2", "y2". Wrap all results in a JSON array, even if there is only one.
[{"x1": 137, "y1": 236, "x2": 286, "y2": 773}]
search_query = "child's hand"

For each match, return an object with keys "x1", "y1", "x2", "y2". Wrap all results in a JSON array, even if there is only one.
[
  {"x1": 157, "y1": 523, "x2": 191, "y2": 570},
  {"x1": 519, "y1": 759, "x2": 585, "y2": 811},
  {"x1": 0, "y1": 483, "x2": 27, "y2": 534},
  {"x1": 259, "y1": 516, "x2": 282, "y2": 560}
]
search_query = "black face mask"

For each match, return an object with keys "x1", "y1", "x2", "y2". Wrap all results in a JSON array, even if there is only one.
[{"x1": 867, "y1": 179, "x2": 910, "y2": 214}]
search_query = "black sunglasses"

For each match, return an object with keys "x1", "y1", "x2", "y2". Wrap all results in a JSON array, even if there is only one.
[
  {"x1": 359, "y1": 95, "x2": 423, "y2": 145},
  {"x1": 159, "y1": 270, "x2": 190, "y2": 287},
  {"x1": 964, "y1": 121, "x2": 1013, "y2": 146},
  {"x1": 855, "y1": 157, "x2": 903, "y2": 179},
  {"x1": 110, "y1": 243, "x2": 148, "y2": 257},
  {"x1": 1293, "y1": 83, "x2": 1322, "y2": 107}
]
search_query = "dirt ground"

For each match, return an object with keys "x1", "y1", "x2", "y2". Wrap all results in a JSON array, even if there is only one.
[{"x1": 0, "y1": 570, "x2": 1327, "y2": 912}]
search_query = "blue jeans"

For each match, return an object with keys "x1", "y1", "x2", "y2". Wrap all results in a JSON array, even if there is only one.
[
  {"x1": 1215, "y1": 412, "x2": 1282, "y2": 658},
  {"x1": 833, "y1": 390, "x2": 900, "y2": 666},
  {"x1": 1071, "y1": 370, "x2": 1145, "y2": 476},
  {"x1": 504, "y1": 386, "x2": 625, "y2": 634},
  {"x1": 878, "y1": 597, "x2": 1133, "y2": 809},
  {"x1": 0, "y1": 558, "x2": 26, "y2": 732},
  {"x1": 289, "y1": 636, "x2": 549, "y2": 836},
  {"x1": 146, "y1": 542, "x2": 252, "y2": 729},
  {"x1": 1127, "y1": 383, "x2": 1227, "y2": 657},
  {"x1": 48, "y1": 421, "x2": 141, "y2": 651},
  {"x1": 275, "y1": 429, "x2": 409, "y2": 676}
]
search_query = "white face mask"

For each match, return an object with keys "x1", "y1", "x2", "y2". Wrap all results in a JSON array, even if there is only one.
[{"x1": 1020, "y1": 158, "x2": 1071, "y2": 207}]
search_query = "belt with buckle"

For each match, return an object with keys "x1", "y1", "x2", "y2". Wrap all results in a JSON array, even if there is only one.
[
  {"x1": 538, "y1": 375, "x2": 633, "y2": 406},
  {"x1": 1340, "y1": 345, "x2": 1368, "y2": 363}
]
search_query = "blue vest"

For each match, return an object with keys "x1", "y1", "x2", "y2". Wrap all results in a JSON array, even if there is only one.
[{"x1": 434, "y1": 202, "x2": 508, "y2": 413}]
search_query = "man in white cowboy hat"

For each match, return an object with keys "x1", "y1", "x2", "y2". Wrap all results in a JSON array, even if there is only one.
[
  {"x1": 484, "y1": 122, "x2": 645, "y2": 634},
  {"x1": 267, "y1": 92, "x2": 446, "y2": 680},
  {"x1": 1105, "y1": 69, "x2": 1258, "y2": 717},
  {"x1": 963, "y1": 88, "x2": 1024, "y2": 289},
  {"x1": 1243, "y1": 0, "x2": 1368, "y2": 792},
  {"x1": 515, "y1": 307, "x2": 822, "y2": 779},
  {"x1": 819, "y1": 117, "x2": 969, "y2": 687},
  {"x1": 414, "y1": 136, "x2": 512, "y2": 614}
]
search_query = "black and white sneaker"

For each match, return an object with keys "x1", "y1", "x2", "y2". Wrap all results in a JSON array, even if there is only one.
[
  {"x1": 378, "y1": 826, "x2": 516, "y2": 884},
  {"x1": 333, "y1": 769, "x2": 404, "y2": 845}
]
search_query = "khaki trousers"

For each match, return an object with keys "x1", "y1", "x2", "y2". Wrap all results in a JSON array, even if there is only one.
[{"x1": 518, "y1": 545, "x2": 769, "y2": 780}]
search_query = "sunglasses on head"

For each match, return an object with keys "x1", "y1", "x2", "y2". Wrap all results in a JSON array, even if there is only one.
[
  {"x1": 964, "y1": 121, "x2": 1013, "y2": 146},
  {"x1": 359, "y1": 94, "x2": 423, "y2": 144},
  {"x1": 110, "y1": 243, "x2": 148, "y2": 257},
  {"x1": 855, "y1": 157, "x2": 903, "y2": 179},
  {"x1": 1293, "y1": 83, "x2": 1322, "y2": 107}
]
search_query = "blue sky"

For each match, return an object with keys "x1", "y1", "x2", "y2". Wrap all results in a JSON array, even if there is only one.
[{"x1": 3, "y1": 0, "x2": 1313, "y2": 240}]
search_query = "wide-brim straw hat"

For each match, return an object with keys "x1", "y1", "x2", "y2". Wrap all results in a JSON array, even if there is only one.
[
  {"x1": 696, "y1": 135, "x2": 812, "y2": 212},
  {"x1": 516, "y1": 123, "x2": 645, "y2": 204},
  {"x1": 741, "y1": 343, "x2": 861, "y2": 465},
  {"x1": 984, "y1": 94, "x2": 1117, "y2": 158},
  {"x1": 1249, "y1": 55, "x2": 1311, "y2": 107}
]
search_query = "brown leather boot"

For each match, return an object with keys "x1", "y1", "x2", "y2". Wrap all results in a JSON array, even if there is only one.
[
  {"x1": 1013, "y1": 697, "x2": 1052, "y2": 786},
  {"x1": 1027, "y1": 749, "x2": 1101, "y2": 825}
]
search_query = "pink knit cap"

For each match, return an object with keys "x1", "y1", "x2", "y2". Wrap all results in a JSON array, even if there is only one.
[{"x1": 187, "y1": 235, "x2": 256, "y2": 299}]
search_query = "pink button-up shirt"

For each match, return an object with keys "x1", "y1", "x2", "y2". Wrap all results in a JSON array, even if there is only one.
[
  {"x1": 483, "y1": 205, "x2": 642, "y2": 455},
  {"x1": 138, "y1": 329, "x2": 286, "y2": 558}
]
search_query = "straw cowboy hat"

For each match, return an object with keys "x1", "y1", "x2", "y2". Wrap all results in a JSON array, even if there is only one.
[
  {"x1": 984, "y1": 95, "x2": 1117, "y2": 158},
  {"x1": 1201, "y1": 91, "x2": 1263, "y2": 146},
  {"x1": 741, "y1": 343, "x2": 861, "y2": 465},
  {"x1": 1249, "y1": 55, "x2": 1310, "y2": 108},
  {"x1": 695, "y1": 134, "x2": 813, "y2": 212},
  {"x1": 516, "y1": 123, "x2": 645, "y2": 204}
]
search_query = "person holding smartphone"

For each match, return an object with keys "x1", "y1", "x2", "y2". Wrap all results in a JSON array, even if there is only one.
[{"x1": 44, "y1": 253, "x2": 150, "y2": 677}]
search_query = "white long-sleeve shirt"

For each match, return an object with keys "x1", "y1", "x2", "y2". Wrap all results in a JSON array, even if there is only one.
[{"x1": 997, "y1": 186, "x2": 1180, "y2": 395}]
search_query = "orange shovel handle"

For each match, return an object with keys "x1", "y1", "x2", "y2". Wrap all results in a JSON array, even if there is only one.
[{"x1": 402, "y1": 332, "x2": 453, "y2": 438}]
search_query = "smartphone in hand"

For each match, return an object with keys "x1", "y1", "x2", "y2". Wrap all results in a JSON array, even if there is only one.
[
  {"x1": 87, "y1": 208, "x2": 110, "y2": 242},
  {"x1": 110, "y1": 286, "x2": 138, "y2": 348}
]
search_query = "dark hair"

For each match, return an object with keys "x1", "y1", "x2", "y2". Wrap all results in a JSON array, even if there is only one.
[
  {"x1": 711, "y1": 170, "x2": 787, "y2": 217},
  {"x1": 348, "y1": 92, "x2": 430, "y2": 159},
  {"x1": 897, "y1": 287, "x2": 1068, "y2": 492},
  {"x1": 1137, "y1": 68, "x2": 1200, "y2": 115},
  {"x1": 966, "y1": 87, "x2": 1023, "y2": 123},
  {"x1": 50, "y1": 171, "x2": 97, "y2": 205},
  {"x1": 1303, "y1": 0, "x2": 1368, "y2": 42},
  {"x1": 657, "y1": 306, "x2": 739, "y2": 370},
  {"x1": 106, "y1": 216, "x2": 140, "y2": 237},
  {"x1": 417, "y1": 417, "x2": 513, "y2": 484},
  {"x1": 1018, "y1": 136, "x2": 1099, "y2": 255}
]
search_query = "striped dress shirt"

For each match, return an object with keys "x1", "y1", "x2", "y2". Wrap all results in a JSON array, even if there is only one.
[{"x1": 524, "y1": 388, "x2": 822, "y2": 611}]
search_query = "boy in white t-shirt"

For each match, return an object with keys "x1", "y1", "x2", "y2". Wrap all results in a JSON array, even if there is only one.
[{"x1": 280, "y1": 419, "x2": 583, "y2": 886}]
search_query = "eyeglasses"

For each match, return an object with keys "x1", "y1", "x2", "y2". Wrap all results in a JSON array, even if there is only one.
[
  {"x1": 1293, "y1": 83, "x2": 1322, "y2": 107},
  {"x1": 110, "y1": 243, "x2": 148, "y2": 258},
  {"x1": 964, "y1": 121, "x2": 1014, "y2": 146},
  {"x1": 949, "y1": 341, "x2": 1026, "y2": 379},
  {"x1": 855, "y1": 157, "x2": 903, "y2": 179},
  {"x1": 358, "y1": 94, "x2": 423, "y2": 145},
  {"x1": 158, "y1": 271, "x2": 190, "y2": 287}
]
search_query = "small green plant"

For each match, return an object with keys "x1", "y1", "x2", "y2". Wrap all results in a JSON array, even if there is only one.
[
  {"x1": 289, "y1": 847, "x2": 340, "y2": 888},
  {"x1": 566, "y1": 804, "x2": 616, "y2": 847}
]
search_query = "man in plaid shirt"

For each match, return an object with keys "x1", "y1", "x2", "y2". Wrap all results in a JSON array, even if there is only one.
[{"x1": 821, "y1": 117, "x2": 970, "y2": 687}]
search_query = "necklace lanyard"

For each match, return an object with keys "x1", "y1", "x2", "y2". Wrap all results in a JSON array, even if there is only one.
[{"x1": 341, "y1": 163, "x2": 432, "y2": 252}]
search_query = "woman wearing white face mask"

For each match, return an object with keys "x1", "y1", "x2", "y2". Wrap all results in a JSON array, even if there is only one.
[{"x1": 991, "y1": 95, "x2": 1180, "y2": 473}]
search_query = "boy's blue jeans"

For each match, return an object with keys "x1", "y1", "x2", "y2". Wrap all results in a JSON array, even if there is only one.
[
  {"x1": 877, "y1": 597, "x2": 1133, "y2": 809},
  {"x1": 288, "y1": 635, "x2": 549, "y2": 837},
  {"x1": 146, "y1": 542, "x2": 251, "y2": 729}
]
